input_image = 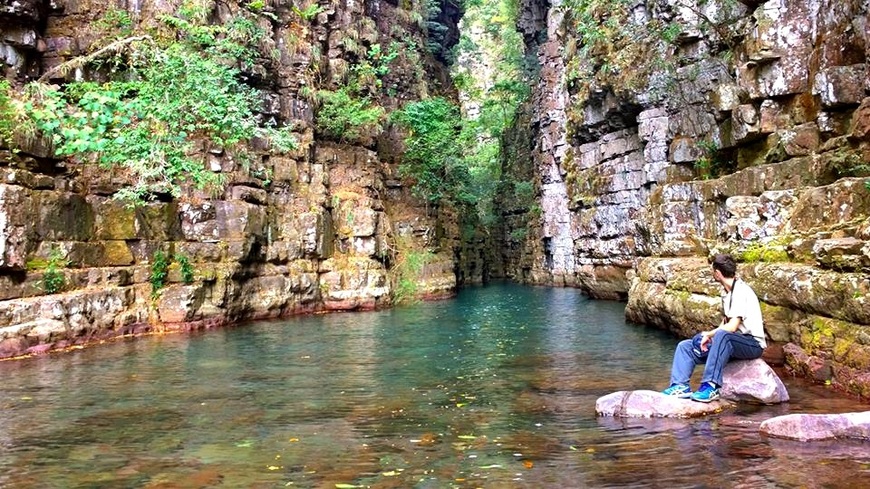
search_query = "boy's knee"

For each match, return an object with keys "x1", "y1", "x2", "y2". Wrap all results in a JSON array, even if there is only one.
[{"x1": 712, "y1": 329, "x2": 731, "y2": 340}]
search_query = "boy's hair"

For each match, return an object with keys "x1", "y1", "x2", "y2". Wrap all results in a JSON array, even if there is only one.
[{"x1": 711, "y1": 253, "x2": 737, "y2": 278}]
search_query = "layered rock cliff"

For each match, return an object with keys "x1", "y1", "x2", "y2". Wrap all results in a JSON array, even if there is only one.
[
  {"x1": 504, "y1": 0, "x2": 870, "y2": 396},
  {"x1": 2, "y1": 0, "x2": 869, "y2": 400},
  {"x1": 0, "y1": 0, "x2": 465, "y2": 358}
]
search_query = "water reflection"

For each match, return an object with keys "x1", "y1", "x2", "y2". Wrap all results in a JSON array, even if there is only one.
[{"x1": 0, "y1": 282, "x2": 868, "y2": 487}]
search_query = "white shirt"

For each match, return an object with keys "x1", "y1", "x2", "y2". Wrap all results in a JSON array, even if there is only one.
[{"x1": 722, "y1": 279, "x2": 766, "y2": 348}]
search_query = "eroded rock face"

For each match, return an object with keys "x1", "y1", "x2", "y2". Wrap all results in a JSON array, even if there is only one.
[
  {"x1": 0, "y1": 0, "x2": 464, "y2": 359},
  {"x1": 504, "y1": 0, "x2": 868, "y2": 323},
  {"x1": 760, "y1": 412, "x2": 870, "y2": 441}
]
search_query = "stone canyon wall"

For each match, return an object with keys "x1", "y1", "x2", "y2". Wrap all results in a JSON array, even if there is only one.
[
  {"x1": 0, "y1": 0, "x2": 467, "y2": 359},
  {"x1": 505, "y1": 0, "x2": 870, "y2": 397}
]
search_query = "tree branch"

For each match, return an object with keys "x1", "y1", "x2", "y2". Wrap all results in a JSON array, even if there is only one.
[{"x1": 38, "y1": 35, "x2": 155, "y2": 83}]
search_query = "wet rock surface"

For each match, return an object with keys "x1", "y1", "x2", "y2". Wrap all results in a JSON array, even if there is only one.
[
  {"x1": 760, "y1": 411, "x2": 870, "y2": 441},
  {"x1": 596, "y1": 390, "x2": 733, "y2": 418}
]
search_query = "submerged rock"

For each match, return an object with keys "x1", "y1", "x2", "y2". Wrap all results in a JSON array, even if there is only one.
[
  {"x1": 760, "y1": 412, "x2": 870, "y2": 441},
  {"x1": 597, "y1": 359, "x2": 789, "y2": 417}
]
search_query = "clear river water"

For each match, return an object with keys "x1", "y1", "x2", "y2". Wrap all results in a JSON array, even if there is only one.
[{"x1": 1, "y1": 283, "x2": 869, "y2": 488}]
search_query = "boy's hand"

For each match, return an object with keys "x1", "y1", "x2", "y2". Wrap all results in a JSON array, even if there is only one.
[{"x1": 700, "y1": 332, "x2": 713, "y2": 352}]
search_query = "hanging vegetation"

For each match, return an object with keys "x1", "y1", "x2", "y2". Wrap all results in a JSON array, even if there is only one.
[{"x1": 0, "y1": 2, "x2": 296, "y2": 205}]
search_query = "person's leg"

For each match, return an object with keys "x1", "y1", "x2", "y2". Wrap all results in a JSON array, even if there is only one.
[
  {"x1": 669, "y1": 338, "x2": 705, "y2": 386},
  {"x1": 701, "y1": 330, "x2": 763, "y2": 387}
]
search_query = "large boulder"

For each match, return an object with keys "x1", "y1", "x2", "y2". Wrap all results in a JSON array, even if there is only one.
[
  {"x1": 721, "y1": 358, "x2": 790, "y2": 404},
  {"x1": 597, "y1": 359, "x2": 788, "y2": 417},
  {"x1": 760, "y1": 412, "x2": 870, "y2": 441}
]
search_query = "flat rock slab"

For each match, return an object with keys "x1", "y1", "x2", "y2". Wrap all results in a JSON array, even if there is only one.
[
  {"x1": 760, "y1": 411, "x2": 870, "y2": 441},
  {"x1": 596, "y1": 390, "x2": 733, "y2": 418}
]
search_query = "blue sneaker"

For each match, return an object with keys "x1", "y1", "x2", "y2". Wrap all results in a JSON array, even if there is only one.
[
  {"x1": 690, "y1": 382, "x2": 720, "y2": 403},
  {"x1": 662, "y1": 383, "x2": 692, "y2": 398}
]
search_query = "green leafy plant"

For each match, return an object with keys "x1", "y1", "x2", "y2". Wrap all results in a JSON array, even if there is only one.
[
  {"x1": 175, "y1": 253, "x2": 195, "y2": 284},
  {"x1": 694, "y1": 139, "x2": 722, "y2": 180},
  {"x1": 509, "y1": 228, "x2": 529, "y2": 241},
  {"x1": 351, "y1": 42, "x2": 401, "y2": 89},
  {"x1": 830, "y1": 149, "x2": 870, "y2": 191},
  {"x1": 315, "y1": 87, "x2": 384, "y2": 143},
  {"x1": 150, "y1": 249, "x2": 170, "y2": 297},
  {"x1": 513, "y1": 180, "x2": 535, "y2": 203},
  {"x1": 293, "y1": 4, "x2": 325, "y2": 21},
  {"x1": 0, "y1": 80, "x2": 16, "y2": 148},
  {"x1": 392, "y1": 97, "x2": 469, "y2": 205},
  {"x1": 92, "y1": 8, "x2": 134, "y2": 41},
  {"x1": 247, "y1": 0, "x2": 266, "y2": 11},
  {"x1": 391, "y1": 244, "x2": 434, "y2": 304},
  {"x1": 12, "y1": 5, "x2": 295, "y2": 205},
  {"x1": 38, "y1": 247, "x2": 68, "y2": 294}
]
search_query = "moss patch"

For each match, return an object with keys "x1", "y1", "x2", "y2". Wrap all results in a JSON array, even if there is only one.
[{"x1": 738, "y1": 237, "x2": 792, "y2": 263}]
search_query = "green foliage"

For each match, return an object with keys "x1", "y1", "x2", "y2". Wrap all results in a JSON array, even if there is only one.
[
  {"x1": 0, "y1": 80, "x2": 16, "y2": 148},
  {"x1": 316, "y1": 88, "x2": 384, "y2": 143},
  {"x1": 13, "y1": 6, "x2": 295, "y2": 205},
  {"x1": 740, "y1": 239, "x2": 789, "y2": 263},
  {"x1": 93, "y1": 8, "x2": 133, "y2": 40},
  {"x1": 150, "y1": 249, "x2": 170, "y2": 297},
  {"x1": 694, "y1": 139, "x2": 721, "y2": 180},
  {"x1": 392, "y1": 242, "x2": 434, "y2": 304},
  {"x1": 293, "y1": 4, "x2": 325, "y2": 21},
  {"x1": 392, "y1": 97, "x2": 469, "y2": 204},
  {"x1": 351, "y1": 42, "x2": 401, "y2": 90},
  {"x1": 830, "y1": 149, "x2": 870, "y2": 191},
  {"x1": 247, "y1": 0, "x2": 266, "y2": 11},
  {"x1": 509, "y1": 228, "x2": 528, "y2": 241},
  {"x1": 175, "y1": 253, "x2": 195, "y2": 284},
  {"x1": 513, "y1": 180, "x2": 535, "y2": 202},
  {"x1": 268, "y1": 126, "x2": 299, "y2": 153},
  {"x1": 38, "y1": 247, "x2": 68, "y2": 294},
  {"x1": 450, "y1": 0, "x2": 530, "y2": 227}
]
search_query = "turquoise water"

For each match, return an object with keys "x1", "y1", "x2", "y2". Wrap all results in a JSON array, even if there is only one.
[{"x1": 0, "y1": 283, "x2": 868, "y2": 488}]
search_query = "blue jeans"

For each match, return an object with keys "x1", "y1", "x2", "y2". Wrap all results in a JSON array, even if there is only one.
[{"x1": 669, "y1": 329, "x2": 763, "y2": 387}]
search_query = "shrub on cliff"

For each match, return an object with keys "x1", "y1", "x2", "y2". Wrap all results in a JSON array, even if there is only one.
[
  {"x1": 2, "y1": 4, "x2": 296, "y2": 205},
  {"x1": 391, "y1": 97, "x2": 471, "y2": 205},
  {"x1": 315, "y1": 88, "x2": 385, "y2": 143},
  {"x1": 0, "y1": 80, "x2": 15, "y2": 148}
]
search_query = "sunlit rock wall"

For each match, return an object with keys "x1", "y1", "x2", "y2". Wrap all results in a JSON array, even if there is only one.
[
  {"x1": 0, "y1": 0, "x2": 464, "y2": 358},
  {"x1": 507, "y1": 0, "x2": 870, "y2": 396}
]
